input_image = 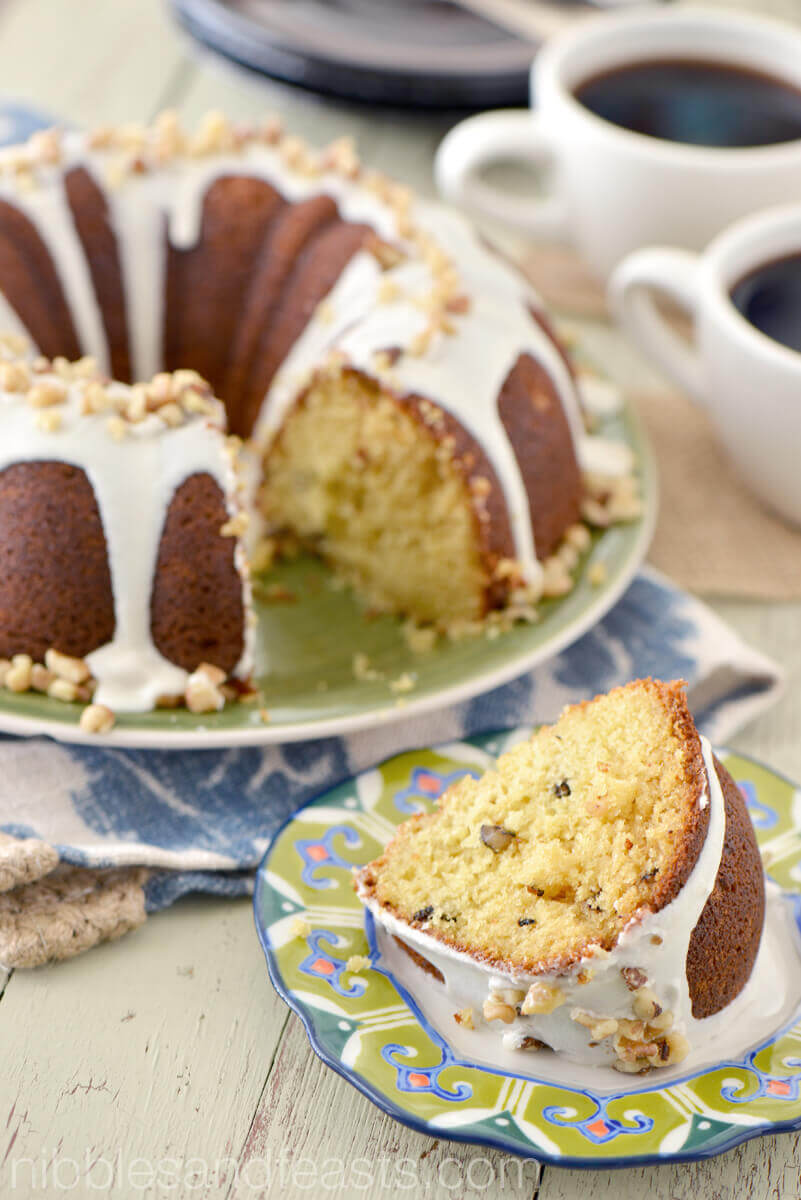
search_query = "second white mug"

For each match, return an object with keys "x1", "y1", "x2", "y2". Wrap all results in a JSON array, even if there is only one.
[
  {"x1": 435, "y1": 7, "x2": 801, "y2": 279},
  {"x1": 609, "y1": 204, "x2": 801, "y2": 528}
]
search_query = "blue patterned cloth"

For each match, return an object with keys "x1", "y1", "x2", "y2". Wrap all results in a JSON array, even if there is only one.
[
  {"x1": 0, "y1": 569, "x2": 781, "y2": 910},
  {"x1": 0, "y1": 106, "x2": 782, "y2": 910}
]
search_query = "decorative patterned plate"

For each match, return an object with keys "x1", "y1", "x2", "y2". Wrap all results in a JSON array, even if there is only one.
[
  {"x1": 255, "y1": 736, "x2": 801, "y2": 1167},
  {"x1": 0, "y1": 382, "x2": 654, "y2": 748}
]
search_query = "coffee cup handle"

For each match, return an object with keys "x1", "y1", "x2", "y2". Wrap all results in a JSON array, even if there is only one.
[
  {"x1": 609, "y1": 248, "x2": 705, "y2": 404},
  {"x1": 435, "y1": 111, "x2": 569, "y2": 240}
]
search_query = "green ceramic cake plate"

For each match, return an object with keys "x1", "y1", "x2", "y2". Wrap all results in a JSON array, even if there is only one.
[
  {"x1": 0, "y1": 388, "x2": 655, "y2": 747},
  {"x1": 255, "y1": 739, "x2": 801, "y2": 1168}
]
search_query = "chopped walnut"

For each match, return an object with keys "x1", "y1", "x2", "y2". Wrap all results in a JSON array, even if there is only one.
[
  {"x1": 518, "y1": 1036, "x2": 548, "y2": 1051},
  {"x1": 79, "y1": 704, "x2": 116, "y2": 734},
  {"x1": 482, "y1": 998, "x2": 516, "y2": 1024},
  {"x1": 5, "y1": 654, "x2": 32, "y2": 692},
  {"x1": 189, "y1": 110, "x2": 232, "y2": 156},
  {"x1": 0, "y1": 362, "x2": 30, "y2": 392},
  {"x1": 48, "y1": 678, "x2": 79, "y2": 703},
  {"x1": 389, "y1": 672, "x2": 415, "y2": 695},
  {"x1": 320, "y1": 135, "x2": 360, "y2": 179},
  {"x1": 289, "y1": 915, "x2": 310, "y2": 939},
  {"x1": 30, "y1": 664, "x2": 53, "y2": 692},
  {"x1": 185, "y1": 665, "x2": 226, "y2": 714},
  {"x1": 541, "y1": 556, "x2": 573, "y2": 598},
  {"x1": 658, "y1": 1031, "x2": 690, "y2": 1066},
  {"x1": 35, "y1": 410, "x2": 62, "y2": 433},
  {"x1": 621, "y1": 966, "x2": 648, "y2": 991},
  {"x1": 495, "y1": 987, "x2": 526, "y2": 1006},
  {"x1": 220, "y1": 511, "x2": 249, "y2": 538},
  {"x1": 571, "y1": 1009, "x2": 619, "y2": 1041},
  {"x1": 106, "y1": 415, "x2": 128, "y2": 441},
  {"x1": 45, "y1": 648, "x2": 90, "y2": 685},
  {"x1": 632, "y1": 987, "x2": 663, "y2": 1021},
  {"x1": 565, "y1": 522, "x2": 592, "y2": 552},
  {"x1": 27, "y1": 381, "x2": 66, "y2": 408},
  {"x1": 588, "y1": 562, "x2": 608, "y2": 587},
  {"x1": 480, "y1": 824, "x2": 516, "y2": 853},
  {"x1": 352, "y1": 653, "x2": 383, "y2": 683},
  {"x1": 521, "y1": 982, "x2": 564, "y2": 1015}
]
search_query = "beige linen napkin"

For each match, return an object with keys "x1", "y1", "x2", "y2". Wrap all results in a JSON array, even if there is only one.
[{"x1": 521, "y1": 242, "x2": 801, "y2": 598}]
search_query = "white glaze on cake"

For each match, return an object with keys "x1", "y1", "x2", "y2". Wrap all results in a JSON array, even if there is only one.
[
  {"x1": 0, "y1": 125, "x2": 628, "y2": 596},
  {"x1": 0, "y1": 367, "x2": 252, "y2": 712},
  {"x1": 357, "y1": 736, "x2": 727, "y2": 1067}
]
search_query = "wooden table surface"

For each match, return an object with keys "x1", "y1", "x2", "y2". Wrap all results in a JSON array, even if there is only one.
[{"x1": 2, "y1": 0, "x2": 801, "y2": 1195}]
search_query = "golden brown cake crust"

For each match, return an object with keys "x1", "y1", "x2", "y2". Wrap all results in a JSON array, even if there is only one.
[
  {"x1": 221, "y1": 193, "x2": 340, "y2": 424},
  {"x1": 399, "y1": 385, "x2": 517, "y2": 613},
  {"x1": 394, "y1": 936, "x2": 445, "y2": 983},
  {"x1": 686, "y1": 757, "x2": 766, "y2": 1018},
  {"x1": 0, "y1": 461, "x2": 115, "y2": 660},
  {"x1": 65, "y1": 166, "x2": 132, "y2": 382},
  {"x1": 528, "y1": 304, "x2": 577, "y2": 383},
  {"x1": 498, "y1": 352, "x2": 583, "y2": 561},
  {"x1": 164, "y1": 174, "x2": 284, "y2": 423},
  {"x1": 235, "y1": 218, "x2": 372, "y2": 437},
  {"x1": 150, "y1": 471, "x2": 245, "y2": 674},
  {"x1": 602, "y1": 680, "x2": 710, "y2": 919},
  {"x1": 0, "y1": 199, "x2": 81, "y2": 360}
]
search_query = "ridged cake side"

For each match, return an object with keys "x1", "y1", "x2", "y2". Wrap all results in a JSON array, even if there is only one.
[{"x1": 0, "y1": 345, "x2": 252, "y2": 717}]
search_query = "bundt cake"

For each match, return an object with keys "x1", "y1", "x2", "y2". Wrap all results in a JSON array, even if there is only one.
[
  {"x1": 0, "y1": 114, "x2": 637, "y2": 716},
  {"x1": 355, "y1": 680, "x2": 765, "y2": 1072}
]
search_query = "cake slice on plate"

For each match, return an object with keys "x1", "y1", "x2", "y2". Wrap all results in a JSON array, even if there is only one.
[{"x1": 355, "y1": 679, "x2": 765, "y2": 1072}]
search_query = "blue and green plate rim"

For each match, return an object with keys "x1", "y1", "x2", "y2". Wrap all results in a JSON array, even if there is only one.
[{"x1": 253, "y1": 738, "x2": 801, "y2": 1170}]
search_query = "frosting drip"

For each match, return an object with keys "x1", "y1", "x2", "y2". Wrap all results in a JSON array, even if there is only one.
[{"x1": 0, "y1": 368, "x2": 250, "y2": 712}]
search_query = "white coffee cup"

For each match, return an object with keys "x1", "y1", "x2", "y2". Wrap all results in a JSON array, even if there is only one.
[
  {"x1": 609, "y1": 204, "x2": 801, "y2": 527},
  {"x1": 435, "y1": 7, "x2": 801, "y2": 279}
]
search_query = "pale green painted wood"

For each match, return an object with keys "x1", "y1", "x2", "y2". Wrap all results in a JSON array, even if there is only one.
[
  {"x1": 0, "y1": 0, "x2": 184, "y2": 125},
  {"x1": 230, "y1": 1014, "x2": 541, "y2": 1200},
  {"x1": 0, "y1": 897, "x2": 289, "y2": 1196}
]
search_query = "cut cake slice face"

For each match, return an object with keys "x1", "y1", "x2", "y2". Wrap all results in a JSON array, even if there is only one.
[{"x1": 355, "y1": 679, "x2": 765, "y2": 1072}]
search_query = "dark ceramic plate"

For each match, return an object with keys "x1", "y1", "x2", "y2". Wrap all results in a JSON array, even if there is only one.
[{"x1": 170, "y1": 0, "x2": 538, "y2": 107}]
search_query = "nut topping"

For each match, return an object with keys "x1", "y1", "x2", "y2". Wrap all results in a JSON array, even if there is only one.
[
  {"x1": 520, "y1": 982, "x2": 564, "y2": 1015},
  {"x1": 621, "y1": 966, "x2": 648, "y2": 991},
  {"x1": 480, "y1": 824, "x2": 516, "y2": 853},
  {"x1": 482, "y1": 998, "x2": 516, "y2": 1024},
  {"x1": 79, "y1": 704, "x2": 116, "y2": 734}
]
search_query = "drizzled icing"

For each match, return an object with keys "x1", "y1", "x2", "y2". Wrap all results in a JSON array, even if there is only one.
[
  {"x1": 0, "y1": 371, "x2": 251, "y2": 712},
  {"x1": 358, "y1": 736, "x2": 728, "y2": 1067},
  {"x1": 0, "y1": 128, "x2": 623, "y2": 597}
]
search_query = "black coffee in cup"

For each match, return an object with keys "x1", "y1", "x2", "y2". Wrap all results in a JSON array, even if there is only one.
[
  {"x1": 730, "y1": 254, "x2": 801, "y2": 353},
  {"x1": 574, "y1": 59, "x2": 801, "y2": 148}
]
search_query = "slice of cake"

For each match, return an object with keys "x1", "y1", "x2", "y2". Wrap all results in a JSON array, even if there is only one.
[{"x1": 355, "y1": 679, "x2": 765, "y2": 1072}]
